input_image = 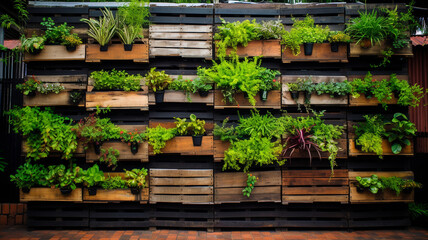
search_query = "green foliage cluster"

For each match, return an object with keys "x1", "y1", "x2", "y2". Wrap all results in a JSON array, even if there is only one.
[
  {"x1": 99, "y1": 148, "x2": 120, "y2": 170},
  {"x1": 120, "y1": 129, "x2": 145, "y2": 144},
  {"x1": 78, "y1": 164, "x2": 105, "y2": 188},
  {"x1": 328, "y1": 31, "x2": 351, "y2": 43},
  {"x1": 16, "y1": 76, "x2": 65, "y2": 95},
  {"x1": 346, "y1": 10, "x2": 388, "y2": 47},
  {"x1": 81, "y1": 8, "x2": 117, "y2": 46},
  {"x1": 101, "y1": 175, "x2": 127, "y2": 190},
  {"x1": 91, "y1": 69, "x2": 142, "y2": 91},
  {"x1": 46, "y1": 164, "x2": 82, "y2": 190},
  {"x1": 145, "y1": 68, "x2": 173, "y2": 92},
  {"x1": 124, "y1": 168, "x2": 148, "y2": 189},
  {"x1": 168, "y1": 74, "x2": 213, "y2": 102},
  {"x1": 356, "y1": 174, "x2": 423, "y2": 196},
  {"x1": 281, "y1": 15, "x2": 330, "y2": 56},
  {"x1": 174, "y1": 114, "x2": 206, "y2": 136},
  {"x1": 73, "y1": 113, "x2": 122, "y2": 147},
  {"x1": 20, "y1": 36, "x2": 45, "y2": 54},
  {"x1": 242, "y1": 173, "x2": 258, "y2": 198},
  {"x1": 145, "y1": 125, "x2": 177, "y2": 154},
  {"x1": 10, "y1": 163, "x2": 48, "y2": 189},
  {"x1": 198, "y1": 56, "x2": 280, "y2": 106},
  {"x1": 41, "y1": 17, "x2": 74, "y2": 45},
  {"x1": 409, "y1": 203, "x2": 428, "y2": 220},
  {"x1": 356, "y1": 175, "x2": 383, "y2": 194},
  {"x1": 314, "y1": 81, "x2": 351, "y2": 97}
]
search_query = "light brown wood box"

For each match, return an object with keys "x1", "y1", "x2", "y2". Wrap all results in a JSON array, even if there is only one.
[
  {"x1": 282, "y1": 43, "x2": 348, "y2": 63},
  {"x1": 20, "y1": 188, "x2": 83, "y2": 202},
  {"x1": 85, "y1": 42, "x2": 149, "y2": 62},
  {"x1": 214, "y1": 90, "x2": 281, "y2": 109},
  {"x1": 217, "y1": 40, "x2": 281, "y2": 59},
  {"x1": 149, "y1": 169, "x2": 213, "y2": 204},
  {"x1": 348, "y1": 171, "x2": 415, "y2": 204},
  {"x1": 24, "y1": 45, "x2": 86, "y2": 62},
  {"x1": 215, "y1": 171, "x2": 282, "y2": 203},
  {"x1": 282, "y1": 170, "x2": 349, "y2": 204},
  {"x1": 349, "y1": 41, "x2": 413, "y2": 57}
]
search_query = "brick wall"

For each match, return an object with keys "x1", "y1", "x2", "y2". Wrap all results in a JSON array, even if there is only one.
[{"x1": 0, "y1": 203, "x2": 26, "y2": 225}]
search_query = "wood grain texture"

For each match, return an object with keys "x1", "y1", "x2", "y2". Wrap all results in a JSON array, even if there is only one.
[
  {"x1": 148, "y1": 90, "x2": 214, "y2": 105},
  {"x1": 24, "y1": 45, "x2": 85, "y2": 62},
  {"x1": 214, "y1": 90, "x2": 281, "y2": 109},
  {"x1": 348, "y1": 139, "x2": 414, "y2": 156},
  {"x1": 28, "y1": 75, "x2": 87, "y2": 90},
  {"x1": 20, "y1": 188, "x2": 83, "y2": 202},
  {"x1": 23, "y1": 91, "x2": 84, "y2": 107},
  {"x1": 150, "y1": 25, "x2": 212, "y2": 34},
  {"x1": 349, "y1": 42, "x2": 413, "y2": 57},
  {"x1": 149, "y1": 136, "x2": 214, "y2": 156},
  {"x1": 283, "y1": 138, "x2": 348, "y2": 159},
  {"x1": 282, "y1": 43, "x2": 348, "y2": 63},
  {"x1": 86, "y1": 42, "x2": 149, "y2": 62},
  {"x1": 83, "y1": 188, "x2": 149, "y2": 202},
  {"x1": 214, "y1": 140, "x2": 230, "y2": 162},
  {"x1": 219, "y1": 40, "x2": 281, "y2": 59},
  {"x1": 85, "y1": 91, "x2": 148, "y2": 110}
]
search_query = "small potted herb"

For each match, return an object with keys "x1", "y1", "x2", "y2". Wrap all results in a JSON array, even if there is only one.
[
  {"x1": 10, "y1": 163, "x2": 48, "y2": 193},
  {"x1": 61, "y1": 34, "x2": 82, "y2": 51},
  {"x1": 145, "y1": 67, "x2": 173, "y2": 103},
  {"x1": 125, "y1": 168, "x2": 148, "y2": 195},
  {"x1": 117, "y1": 25, "x2": 142, "y2": 51},
  {"x1": 120, "y1": 129, "x2": 145, "y2": 154},
  {"x1": 69, "y1": 91, "x2": 84, "y2": 105},
  {"x1": 79, "y1": 164, "x2": 105, "y2": 196},
  {"x1": 383, "y1": 113, "x2": 417, "y2": 155},
  {"x1": 286, "y1": 82, "x2": 301, "y2": 102},
  {"x1": 16, "y1": 76, "x2": 41, "y2": 97},
  {"x1": 188, "y1": 114, "x2": 206, "y2": 146},
  {"x1": 328, "y1": 31, "x2": 351, "y2": 52},
  {"x1": 258, "y1": 69, "x2": 281, "y2": 102}
]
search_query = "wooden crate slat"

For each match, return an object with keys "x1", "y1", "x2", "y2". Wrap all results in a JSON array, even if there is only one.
[
  {"x1": 282, "y1": 43, "x2": 347, "y2": 63},
  {"x1": 214, "y1": 140, "x2": 230, "y2": 162},
  {"x1": 150, "y1": 7, "x2": 213, "y2": 15},
  {"x1": 86, "y1": 141, "x2": 149, "y2": 162},
  {"x1": 214, "y1": 90, "x2": 281, "y2": 109},
  {"x1": 150, "y1": 48, "x2": 212, "y2": 58},
  {"x1": 83, "y1": 189, "x2": 148, "y2": 202},
  {"x1": 283, "y1": 195, "x2": 349, "y2": 203},
  {"x1": 215, "y1": 186, "x2": 281, "y2": 203},
  {"x1": 85, "y1": 42, "x2": 149, "y2": 62},
  {"x1": 149, "y1": 24, "x2": 212, "y2": 33},
  {"x1": 20, "y1": 188, "x2": 83, "y2": 202},
  {"x1": 151, "y1": 177, "x2": 213, "y2": 186},
  {"x1": 282, "y1": 178, "x2": 348, "y2": 186},
  {"x1": 85, "y1": 91, "x2": 149, "y2": 110},
  {"x1": 149, "y1": 136, "x2": 214, "y2": 156},
  {"x1": 215, "y1": 171, "x2": 281, "y2": 187},
  {"x1": 150, "y1": 40, "x2": 212, "y2": 48},
  {"x1": 349, "y1": 42, "x2": 413, "y2": 57},
  {"x1": 150, "y1": 186, "x2": 213, "y2": 195},
  {"x1": 150, "y1": 195, "x2": 213, "y2": 204},
  {"x1": 219, "y1": 40, "x2": 281, "y2": 59},
  {"x1": 23, "y1": 91, "x2": 84, "y2": 107},
  {"x1": 348, "y1": 171, "x2": 414, "y2": 179},
  {"x1": 150, "y1": 169, "x2": 213, "y2": 177},
  {"x1": 149, "y1": 16, "x2": 213, "y2": 25},
  {"x1": 150, "y1": 32, "x2": 212, "y2": 40},
  {"x1": 215, "y1": 17, "x2": 280, "y2": 24},
  {"x1": 24, "y1": 45, "x2": 86, "y2": 62},
  {"x1": 283, "y1": 169, "x2": 348, "y2": 178},
  {"x1": 349, "y1": 139, "x2": 414, "y2": 156},
  {"x1": 148, "y1": 90, "x2": 214, "y2": 105},
  {"x1": 283, "y1": 186, "x2": 349, "y2": 195}
]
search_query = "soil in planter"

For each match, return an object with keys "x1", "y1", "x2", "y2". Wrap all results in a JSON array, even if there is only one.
[
  {"x1": 356, "y1": 186, "x2": 365, "y2": 193},
  {"x1": 192, "y1": 135, "x2": 203, "y2": 146}
]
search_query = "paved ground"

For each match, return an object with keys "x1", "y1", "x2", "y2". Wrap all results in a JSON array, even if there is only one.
[{"x1": 0, "y1": 226, "x2": 428, "y2": 240}]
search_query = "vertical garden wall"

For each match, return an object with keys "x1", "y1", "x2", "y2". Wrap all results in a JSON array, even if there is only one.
[{"x1": 3, "y1": 1, "x2": 426, "y2": 230}]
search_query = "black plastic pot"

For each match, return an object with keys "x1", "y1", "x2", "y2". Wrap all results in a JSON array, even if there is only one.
[
  {"x1": 66, "y1": 45, "x2": 77, "y2": 52},
  {"x1": 60, "y1": 188, "x2": 72, "y2": 195},
  {"x1": 364, "y1": 91, "x2": 373, "y2": 99},
  {"x1": 27, "y1": 91, "x2": 36, "y2": 97},
  {"x1": 130, "y1": 187, "x2": 141, "y2": 195},
  {"x1": 100, "y1": 45, "x2": 108, "y2": 52},
  {"x1": 124, "y1": 44, "x2": 133, "y2": 51},
  {"x1": 21, "y1": 187, "x2": 30, "y2": 193},
  {"x1": 130, "y1": 142, "x2": 139, "y2": 154},
  {"x1": 354, "y1": 141, "x2": 362, "y2": 151},
  {"x1": 192, "y1": 135, "x2": 203, "y2": 146},
  {"x1": 393, "y1": 91, "x2": 400, "y2": 99},
  {"x1": 155, "y1": 90, "x2": 165, "y2": 103},
  {"x1": 198, "y1": 90, "x2": 209, "y2": 97},
  {"x1": 290, "y1": 91, "x2": 300, "y2": 100},
  {"x1": 356, "y1": 186, "x2": 365, "y2": 193},
  {"x1": 94, "y1": 142, "x2": 102, "y2": 155},
  {"x1": 88, "y1": 187, "x2": 97, "y2": 196},
  {"x1": 330, "y1": 42, "x2": 339, "y2": 52},
  {"x1": 260, "y1": 90, "x2": 268, "y2": 102},
  {"x1": 303, "y1": 43, "x2": 314, "y2": 56}
]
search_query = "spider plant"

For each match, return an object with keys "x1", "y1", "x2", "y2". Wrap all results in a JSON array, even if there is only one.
[
  {"x1": 81, "y1": 8, "x2": 117, "y2": 51},
  {"x1": 346, "y1": 10, "x2": 388, "y2": 48},
  {"x1": 117, "y1": 25, "x2": 142, "y2": 51},
  {"x1": 282, "y1": 126, "x2": 322, "y2": 165}
]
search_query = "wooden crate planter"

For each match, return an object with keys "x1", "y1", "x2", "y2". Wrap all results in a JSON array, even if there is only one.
[
  {"x1": 218, "y1": 40, "x2": 281, "y2": 59},
  {"x1": 348, "y1": 139, "x2": 413, "y2": 157},
  {"x1": 213, "y1": 140, "x2": 230, "y2": 162},
  {"x1": 215, "y1": 171, "x2": 281, "y2": 203},
  {"x1": 282, "y1": 75, "x2": 348, "y2": 106},
  {"x1": 23, "y1": 75, "x2": 87, "y2": 107},
  {"x1": 349, "y1": 171, "x2": 415, "y2": 203},
  {"x1": 149, "y1": 25, "x2": 212, "y2": 59},
  {"x1": 24, "y1": 45, "x2": 86, "y2": 62},
  {"x1": 282, "y1": 170, "x2": 349, "y2": 204},
  {"x1": 86, "y1": 78, "x2": 148, "y2": 110},
  {"x1": 86, "y1": 125, "x2": 148, "y2": 163},
  {"x1": 149, "y1": 136, "x2": 214, "y2": 156},
  {"x1": 214, "y1": 90, "x2": 281, "y2": 109},
  {"x1": 283, "y1": 139, "x2": 348, "y2": 159},
  {"x1": 85, "y1": 42, "x2": 149, "y2": 62},
  {"x1": 282, "y1": 43, "x2": 348, "y2": 63},
  {"x1": 349, "y1": 42, "x2": 413, "y2": 58},
  {"x1": 20, "y1": 188, "x2": 83, "y2": 202},
  {"x1": 149, "y1": 169, "x2": 213, "y2": 204}
]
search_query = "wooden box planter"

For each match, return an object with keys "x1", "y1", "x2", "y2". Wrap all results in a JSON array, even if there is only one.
[
  {"x1": 85, "y1": 42, "x2": 149, "y2": 62},
  {"x1": 348, "y1": 139, "x2": 413, "y2": 157},
  {"x1": 349, "y1": 171, "x2": 415, "y2": 204},
  {"x1": 149, "y1": 25, "x2": 212, "y2": 59},
  {"x1": 282, "y1": 75, "x2": 348, "y2": 107},
  {"x1": 213, "y1": 139, "x2": 230, "y2": 162},
  {"x1": 282, "y1": 170, "x2": 349, "y2": 204},
  {"x1": 282, "y1": 43, "x2": 348, "y2": 63},
  {"x1": 23, "y1": 75, "x2": 87, "y2": 107},
  {"x1": 348, "y1": 75, "x2": 407, "y2": 107},
  {"x1": 214, "y1": 90, "x2": 281, "y2": 109},
  {"x1": 349, "y1": 41, "x2": 413, "y2": 58},
  {"x1": 217, "y1": 40, "x2": 281, "y2": 59},
  {"x1": 149, "y1": 136, "x2": 214, "y2": 156},
  {"x1": 24, "y1": 45, "x2": 86, "y2": 62},
  {"x1": 83, "y1": 173, "x2": 149, "y2": 203},
  {"x1": 86, "y1": 125, "x2": 149, "y2": 163},
  {"x1": 20, "y1": 187, "x2": 83, "y2": 202},
  {"x1": 149, "y1": 169, "x2": 213, "y2": 204},
  {"x1": 215, "y1": 171, "x2": 282, "y2": 203},
  {"x1": 86, "y1": 78, "x2": 148, "y2": 110}
]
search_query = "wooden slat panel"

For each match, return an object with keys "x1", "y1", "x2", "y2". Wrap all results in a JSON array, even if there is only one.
[
  {"x1": 150, "y1": 177, "x2": 213, "y2": 186},
  {"x1": 283, "y1": 169, "x2": 348, "y2": 178},
  {"x1": 149, "y1": 136, "x2": 214, "y2": 156},
  {"x1": 83, "y1": 189, "x2": 141, "y2": 202},
  {"x1": 215, "y1": 186, "x2": 281, "y2": 203},
  {"x1": 28, "y1": 75, "x2": 87, "y2": 83},
  {"x1": 215, "y1": 171, "x2": 281, "y2": 188},
  {"x1": 150, "y1": 32, "x2": 212, "y2": 40},
  {"x1": 150, "y1": 169, "x2": 213, "y2": 177},
  {"x1": 150, "y1": 40, "x2": 212, "y2": 49},
  {"x1": 20, "y1": 188, "x2": 83, "y2": 202},
  {"x1": 149, "y1": 48, "x2": 212, "y2": 58},
  {"x1": 349, "y1": 186, "x2": 414, "y2": 203},
  {"x1": 283, "y1": 178, "x2": 348, "y2": 186},
  {"x1": 349, "y1": 42, "x2": 413, "y2": 57},
  {"x1": 150, "y1": 24, "x2": 212, "y2": 33},
  {"x1": 214, "y1": 139, "x2": 230, "y2": 162},
  {"x1": 283, "y1": 195, "x2": 349, "y2": 203},
  {"x1": 220, "y1": 40, "x2": 281, "y2": 59},
  {"x1": 24, "y1": 45, "x2": 85, "y2": 62},
  {"x1": 85, "y1": 42, "x2": 149, "y2": 62},
  {"x1": 150, "y1": 195, "x2": 213, "y2": 204},
  {"x1": 23, "y1": 91, "x2": 84, "y2": 107},
  {"x1": 214, "y1": 90, "x2": 281, "y2": 109},
  {"x1": 348, "y1": 171, "x2": 414, "y2": 179},
  {"x1": 283, "y1": 186, "x2": 349, "y2": 195},
  {"x1": 148, "y1": 90, "x2": 214, "y2": 105},
  {"x1": 282, "y1": 43, "x2": 347, "y2": 63},
  {"x1": 85, "y1": 91, "x2": 148, "y2": 110},
  {"x1": 349, "y1": 139, "x2": 414, "y2": 156},
  {"x1": 150, "y1": 186, "x2": 213, "y2": 195}
]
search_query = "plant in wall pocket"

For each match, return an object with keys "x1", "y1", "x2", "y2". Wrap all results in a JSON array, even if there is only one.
[
  {"x1": 145, "y1": 125, "x2": 177, "y2": 154},
  {"x1": 120, "y1": 129, "x2": 146, "y2": 154},
  {"x1": 10, "y1": 162, "x2": 48, "y2": 193},
  {"x1": 355, "y1": 175, "x2": 383, "y2": 194},
  {"x1": 328, "y1": 31, "x2": 351, "y2": 52},
  {"x1": 145, "y1": 68, "x2": 173, "y2": 103},
  {"x1": 45, "y1": 164, "x2": 82, "y2": 195},
  {"x1": 282, "y1": 126, "x2": 322, "y2": 164},
  {"x1": 242, "y1": 173, "x2": 258, "y2": 198},
  {"x1": 78, "y1": 164, "x2": 105, "y2": 196},
  {"x1": 81, "y1": 8, "x2": 117, "y2": 51},
  {"x1": 383, "y1": 113, "x2": 417, "y2": 154},
  {"x1": 174, "y1": 114, "x2": 206, "y2": 146},
  {"x1": 125, "y1": 168, "x2": 148, "y2": 195}
]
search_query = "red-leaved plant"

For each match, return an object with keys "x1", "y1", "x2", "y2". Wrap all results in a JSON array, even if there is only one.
[{"x1": 282, "y1": 126, "x2": 322, "y2": 165}]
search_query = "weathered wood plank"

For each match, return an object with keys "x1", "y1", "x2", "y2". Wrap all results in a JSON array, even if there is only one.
[
  {"x1": 150, "y1": 24, "x2": 212, "y2": 33},
  {"x1": 282, "y1": 43, "x2": 347, "y2": 63},
  {"x1": 282, "y1": 178, "x2": 348, "y2": 186},
  {"x1": 348, "y1": 171, "x2": 414, "y2": 179},
  {"x1": 83, "y1": 189, "x2": 149, "y2": 202},
  {"x1": 150, "y1": 48, "x2": 212, "y2": 58},
  {"x1": 349, "y1": 139, "x2": 414, "y2": 156},
  {"x1": 150, "y1": 186, "x2": 213, "y2": 195},
  {"x1": 214, "y1": 90, "x2": 281, "y2": 109},
  {"x1": 283, "y1": 169, "x2": 348, "y2": 178},
  {"x1": 150, "y1": 169, "x2": 213, "y2": 177},
  {"x1": 215, "y1": 171, "x2": 281, "y2": 188},
  {"x1": 215, "y1": 186, "x2": 281, "y2": 203},
  {"x1": 349, "y1": 42, "x2": 413, "y2": 57},
  {"x1": 24, "y1": 45, "x2": 85, "y2": 62},
  {"x1": 214, "y1": 140, "x2": 230, "y2": 162},
  {"x1": 283, "y1": 186, "x2": 349, "y2": 195},
  {"x1": 85, "y1": 42, "x2": 149, "y2": 62},
  {"x1": 150, "y1": 195, "x2": 213, "y2": 204},
  {"x1": 148, "y1": 90, "x2": 214, "y2": 105},
  {"x1": 283, "y1": 195, "x2": 349, "y2": 203},
  {"x1": 85, "y1": 91, "x2": 149, "y2": 110},
  {"x1": 149, "y1": 136, "x2": 214, "y2": 156},
  {"x1": 150, "y1": 32, "x2": 212, "y2": 40},
  {"x1": 151, "y1": 177, "x2": 213, "y2": 186},
  {"x1": 219, "y1": 40, "x2": 281, "y2": 59},
  {"x1": 23, "y1": 91, "x2": 84, "y2": 107},
  {"x1": 150, "y1": 40, "x2": 212, "y2": 49},
  {"x1": 20, "y1": 188, "x2": 83, "y2": 202}
]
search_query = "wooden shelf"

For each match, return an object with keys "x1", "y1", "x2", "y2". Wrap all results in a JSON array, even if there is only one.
[
  {"x1": 214, "y1": 90, "x2": 281, "y2": 109},
  {"x1": 86, "y1": 42, "x2": 149, "y2": 62},
  {"x1": 20, "y1": 188, "x2": 83, "y2": 202},
  {"x1": 349, "y1": 41, "x2": 413, "y2": 57},
  {"x1": 282, "y1": 43, "x2": 348, "y2": 63},
  {"x1": 24, "y1": 45, "x2": 86, "y2": 62},
  {"x1": 217, "y1": 40, "x2": 281, "y2": 59}
]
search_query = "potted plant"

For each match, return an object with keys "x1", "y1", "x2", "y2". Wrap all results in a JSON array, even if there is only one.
[
  {"x1": 16, "y1": 76, "x2": 41, "y2": 96},
  {"x1": 125, "y1": 168, "x2": 148, "y2": 195},
  {"x1": 258, "y1": 69, "x2": 280, "y2": 102},
  {"x1": 120, "y1": 129, "x2": 145, "y2": 154},
  {"x1": 346, "y1": 10, "x2": 388, "y2": 48},
  {"x1": 46, "y1": 164, "x2": 82, "y2": 195},
  {"x1": 383, "y1": 113, "x2": 417, "y2": 154},
  {"x1": 117, "y1": 24, "x2": 142, "y2": 51},
  {"x1": 355, "y1": 175, "x2": 383, "y2": 194},
  {"x1": 61, "y1": 34, "x2": 82, "y2": 51},
  {"x1": 286, "y1": 82, "x2": 302, "y2": 102},
  {"x1": 145, "y1": 68, "x2": 172, "y2": 103},
  {"x1": 328, "y1": 31, "x2": 351, "y2": 52},
  {"x1": 69, "y1": 91, "x2": 84, "y2": 105},
  {"x1": 314, "y1": 80, "x2": 351, "y2": 98},
  {"x1": 79, "y1": 164, "x2": 105, "y2": 196},
  {"x1": 168, "y1": 74, "x2": 213, "y2": 102},
  {"x1": 101, "y1": 175, "x2": 127, "y2": 190},
  {"x1": 81, "y1": 8, "x2": 117, "y2": 51},
  {"x1": 354, "y1": 115, "x2": 386, "y2": 157},
  {"x1": 10, "y1": 163, "x2": 48, "y2": 193},
  {"x1": 174, "y1": 114, "x2": 206, "y2": 146},
  {"x1": 20, "y1": 36, "x2": 45, "y2": 54},
  {"x1": 145, "y1": 125, "x2": 177, "y2": 154},
  {"x1": 286, "y1": 77, "x2": 314, "y2": 110}
]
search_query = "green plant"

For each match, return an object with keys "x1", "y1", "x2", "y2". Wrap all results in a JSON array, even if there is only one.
[
  {"x1": 258, "y1": 69, "x2": 281, "y2": 92},
  {"x1": 81, "y1": 8, "x2": 117, "y2": 47},
  {"x1": 0, "y1": 0, "x2": 28, "y2": 34},
  {"x1": 69, "y1": 91, "x2": 84, "y2": 104},
  {"x1": 328, "y1": 31, "x2": 351, "y2": 43},
  {"x1": 354, "y1": 115, "x2": 386, "y2": 158},
  {"x1": 409, "y1": 203, "x2": 428, "y2": 220},
  {"x1": 117, "y1": 0, "x2": 150, "y2": 28},
  {"x1": 168, "y1": 75, "x2": 213, "y2": 102},
  {"x1": 79, "y1": 164, "x2": 105, "y2": 188},
  {"x1": 98, "y1": 148, "x2": 120, "y2": 170},
  {"x1": 45, "y1": 164, "x2": 82, "y2": 190},
  {"x1": 120, "y1": 129, "x2": 145, "y2": 144},
  {"x1": 389, "y1": 74, "x2": 426, "y2": 108},
  {"x1": 372, "y1": 77, "x2": 393, "y2": 109},
  {"x1": 281, "y1": 15, "x2": 330, "y2": 56},
  {"x1": 6, "y1": 107, "x2": 78, "y2": 160},
  {"x1": 384, "y1": 113, "x2": 417, "y2": 154},
  {"x1": 188, "y1": 114, "x2": 205, "y2": 136},
  {"x1": 356, "y1": 132, "x2": 384, "y2": 157},
  {"x1": 314, "y1": 81, "x2": 351, "y2": 97},
  {"x1": 213, "y1": 117, "x2": 238, "y2": 142},
  {"x1": 257, "y1": 20, "x2": 286, "y2": 40},
  {"x1": 10, "y1": 163, "x2": 48, "y2": 189},
  {"x1": 345, "y1": 10, "x2": 388, "y2": 47},
  {"x1": 101, "y1": 175, "x2": 127, "y2": 190},
  {"x1": 117, "y1": 25, "x2": 142, "y2": 45},
  {"x1": 91, "y1": 69, "x2": 142, "y2": 91},
  {"x1": 349, "y1": 72, "x2": 377, "y2": 99},
  {"x1": 40, "y1": 17, "x2": 75, "y2": 45},
  {"x1": 36, "y1": 83, "x2": 65, "y2": 94},
  {"x1": 21, "y1": 36, "x2": 45, "y2": 54},
  {"x1": 242, "y1": 173, "x2": 258, "y2": 198},
  {"x1": 370, "y1": 48, "x2": 394, "y2": 68},
  {"x1": 356, "y1": 175, "x2": 384, "y2": 194},
  {"x1": 145, "y1": 125, "x2": 177, "y2": 154},
  {"x1": 124, "y1": 168, "x2": 148, "y2": 189},
  {"x1": 61, "y1": 34, "x2": 82, "y2": 47},
  {"x1": 145, "y1": 68, "x2": 173, "y2": 92},
  {"x1": 382, "y1": 5, "x2": 418, "y2": 49},
  {"x1": 16, "y1": 76, "x2": 40, "y2": 95},
  {"x1": 235, "y1": 110, "x2": 284, "y2": 140}
]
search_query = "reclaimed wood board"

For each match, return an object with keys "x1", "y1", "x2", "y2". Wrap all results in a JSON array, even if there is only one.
[
  {"x1": 149, "y1": 90, "x2": 214, "y2": 105},
  {"x1": 23, "y1": 91, "x2": 83, "y2": 107},
  {"x1": 219, "y1": 40, "x2": 281, "y2": 59},
  {"x1": 349, "y1": 171, "x2": 414, "y2": 203},
  {"x1": 213, "y1": 140, "x2": 230, "y2": 162},
  {"x1": 214, "y1": 90, "x2": 281, "y2": 109},
  {"x1": 149, "y1": 136, "x2": 214, "y2": 156},
  {"x1": 86, "y1": 42, "x2": 149, "y2": 62},
  {"x1": 24, "y1": 45, "x2": 86, "y2": 62},
  {"x1": 215, "y1": 171, "x2": 281, "y2": 203},
  {"x1": 348, "y1": 139, "x2": 413, "y2": 156},
  {"x1": 282, "y1": 43, "x2": 348, "y2": 63},
  {"x1": 282, "y1": 170, "x2": 349, "y2": 204},
  {"x1": 20, "y1": 188, "x2": 83, "y2": 202},
  {"x1": 83, "y1": 189, "x2": 148, "y2": 202},
  {"x1": 86, "y1": 91, "x2": 148, "y2": 110},
  {"x1": 149, "y1": 169, "x2": 213, "y2": 204},
  {"x1": 349, "y1": 42, "x2": 413, "y2": 57}
]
